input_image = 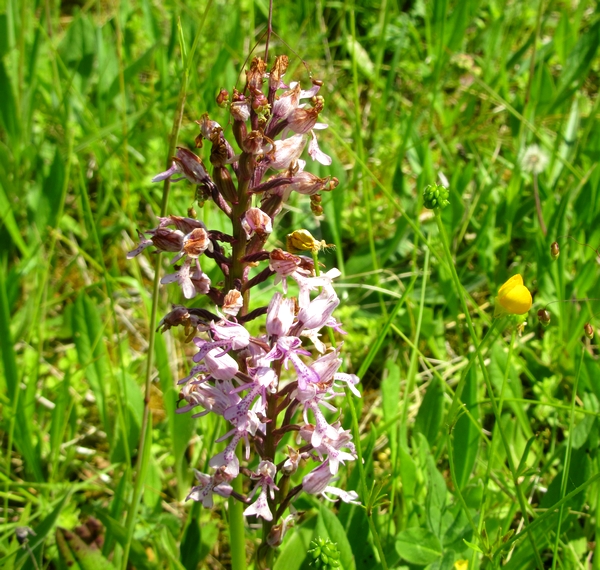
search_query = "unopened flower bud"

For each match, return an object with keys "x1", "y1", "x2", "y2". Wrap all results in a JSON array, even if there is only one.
[
  {"x1": 269, "y1": 55, "x2": 289, "y2": 90},
  {"x1": 213, "y1": 166, "x2": 238, "y2": 204},
  {"x1": 423, "y1": 183, "x2": 450, "y2": 210},
  {"x1": 584, "y1": 323, "x2": 594, "y2": 339},
  {"x1": 537, "y1": 309, "x2": 551, "y2": 327},
  {"x1": 246, "y1": 57, "x2": 266, "y2": 91},
  {"x1": 286, "y1": 229, "x2": 330, "y2": 253},
  {"x1": 242, "y1": 130, "x2": 268, "y2": 155},
  {"x1": 216, "y1": 89, "x2": 229, "y2": 107},
  {"x1": 550, "y1": 241, "x2": 560, "y2": 260}
]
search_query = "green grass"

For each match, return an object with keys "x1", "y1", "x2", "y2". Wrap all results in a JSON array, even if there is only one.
[{"x1": 1, "y1": 0, "x2": 600, "y2": 568}]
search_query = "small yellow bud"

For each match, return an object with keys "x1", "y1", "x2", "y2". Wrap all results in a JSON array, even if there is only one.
[
  {"x1": 494, "y1": 274, "x2": 533, "y2": 317},
  {"x1": 286, "y1": 229, "x2": 333, "y2": 253}
]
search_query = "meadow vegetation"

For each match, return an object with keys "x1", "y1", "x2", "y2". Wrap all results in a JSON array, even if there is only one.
[{"x1": 1, "y1": 0, "x2": 600, "y2": 568}]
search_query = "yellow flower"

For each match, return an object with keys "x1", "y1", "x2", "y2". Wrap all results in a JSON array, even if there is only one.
[
  {"x1": 454, "y1": 561, "x2": 469, "y2": 570},
  {"x1": 494, "y1": 274, "x2": 532, "y2": 317}
]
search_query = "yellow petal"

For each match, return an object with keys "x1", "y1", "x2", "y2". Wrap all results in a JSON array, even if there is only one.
[
  {"x1": 495, "y1": 274, "x2": 532, "y2": 316},
  {"x1": 498, "y1": 274, "x2": 523, "y2": 298},
  {"x1": 499, "y1": 284, "x2": 532, "y2": 314}
]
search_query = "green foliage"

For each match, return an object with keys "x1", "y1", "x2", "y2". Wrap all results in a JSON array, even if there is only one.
[{"x1": 2, "y1": 0, "x2": 600, "y2": 568}]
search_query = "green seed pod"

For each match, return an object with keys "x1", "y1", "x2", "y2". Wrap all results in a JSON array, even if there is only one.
[
  {"x1": 423, "y1": 183, "x2": 450, "y2": 210},
  {"x1": 308, "y1": 537, "x2": 341, "y2": 569}
]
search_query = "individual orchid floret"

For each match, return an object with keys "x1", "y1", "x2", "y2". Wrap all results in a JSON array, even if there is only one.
[
  {"x1": 158, "y1": 215, "x2": 207, "y2": 234},
  {"x1": 222, "y1": 290, "x2": 243, "y2": 316},
  {"x1": 187, "y1": 468, "x2": 233, "y2": 508},
  {"x1": 269, "y1": 249, "x2": 314, "y2": 294},
  {"x1": 282, "y1": 446, "x2": 302, "y2": 476},
  {"x1": 192, "y1": 320, "x2": 251, "y2": 363},
  {"x1": 231, "y1": 99, "x2": 251, "y2": 123},
  {"x1": 177, "y1": 379, "x2": 240, "y2": 417},
  {"x1": 152, "y1": 147, "x2": 214, "y2": 186},
  {"x1": 295, "y1": 286, "x2": 340, "y2": 332},
  {"x1": 196, "y1": 114, "x2": 223, "y2": 142},
  {"x1": 266, "y1": 292, "x2": 296, "y2": 338},
  {"x1": 242, "y1": 207, "x2": 273, "y2": 238},
  {"x1": 286, "y1": 96, "x2": 324, "y2": 135},
  {"x1": 209, "y1": 430, "x2": 244, "y2": 477},
  {"x1": 161, "y1": 265, "x2": 211, "y2": 300},
  {"x1": 267, "y1": 134, "x2": 307, "y2": 171},
  {"x1": 289, "y1": 171, "x2": 338, "y2": 196},
  {"x1": 301, "y1": 461, "x2": 360, "y2": 505},
  {"x1": 300, "y1": 424, "x2": 356, "y2": 475},
  {"x1": 311, "y1": 348, "x2": 361, "y2": 398},
  {"x1": 192, "y1": 346, "x2": 240, "y2": 381},
  {"x1": 224, "y1": 367, "x2": 276, "y2": 430},
  {"x1": 127, "y1": 227, "x2": 184, "y2": 259},
  {"x1": 263, "y1": 336, "x2": 320, "y2": 389},
  {"x1": 156, "y1": 305, "x2": 196, "y2": 334},
  {"x1": 244, "y1": 461, "x2": 279, "y2": 521},
  {"x1": 307, "y1": 129, "x2": 332, "y2": 165}
]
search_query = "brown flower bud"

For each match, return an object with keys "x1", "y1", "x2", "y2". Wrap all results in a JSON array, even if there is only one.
[
  {"x1": 550, "y1": 241, "x2": 560, "y2": 260},
  {"x1": 269, "y1": 55, "x2": 289, "y2": 90},
  {"x1": 584, "y1": 323, "x2": 594, "y2": 339},
  {"x1": 537, "y1": 309, "x2": 551, "y2": 327},
  {"x1": 242, "y1": 130, "x2": 268, "y2": 155},
  {"x1": 209, "y1": 129, "x2": 229, "y2": 168},
  {"x1": 216, "y1": 89, "x2": 229, "y2": 107},
  {"x1": 246, "y1": 57, "x2": 266, "y2": 91},
  {"x1": 238, "y1": 152, "x2": 256, "y2": 181},
  {"x1": 213, "y1": 166, "x2": 238, "y2": 204}
]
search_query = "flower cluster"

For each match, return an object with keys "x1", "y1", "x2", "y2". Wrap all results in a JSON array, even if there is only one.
[{"x1": 128, "y1": 55, "x2": 359, "y2": 547}]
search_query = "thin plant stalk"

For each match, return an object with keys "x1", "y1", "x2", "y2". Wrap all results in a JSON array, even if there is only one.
[
  {"x1": 399, "y1": 249, "x2": 430, "y2": 446},
  {"x1": 474, "y1": 329, "x2": 516, "y2": 568},
  {"x1": 551, "y1": 345, "x2": 585, "y2": 568},
  {"x1": 434, "y1": 211, "x2": 544, "y2": 569},
  {"x1": 121, "y1": 9, "x2": 214, "y2": 568}
]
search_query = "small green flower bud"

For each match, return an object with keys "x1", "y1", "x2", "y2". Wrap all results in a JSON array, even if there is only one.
[
  {"x1": 308, "y1": 537, "x2": 341, "y2": 569},
  {"x1": 537, "y1": 309, "x2": 551, "y2": 327},
  {"x1": 550, "y1": 241, "x2": 560, "y2": 260},
  {"x1": 584, "y1": 323, "x2": 594, "y2": 340},
  {"x1": 423, "y1": 183, "x2": 450, "y2": 210}
]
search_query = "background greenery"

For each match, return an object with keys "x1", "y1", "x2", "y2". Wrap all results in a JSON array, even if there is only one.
[{"x1": 1, "y1": 0, "x2": 600, "y2": 568}]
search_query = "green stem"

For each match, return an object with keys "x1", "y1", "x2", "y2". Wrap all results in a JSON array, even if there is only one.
[
  {"x1": 434, "y1": 211, "x2": 544, "y2": 569},
  {"x1": 400, "y1": 249, "x2": 430, "y2": 447},
  {"x1": 552, "y1": 345, "x2": 584, "y2": 568},
  {"x1": 475, "y1": 329, "x2": 517, "y2": 566},
  {"x1": 229, "y1": 463, "x2": 247, "y2": 570},
  {"x1": 122, "y1": 7, "x2": 212, "y2": 567}
]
